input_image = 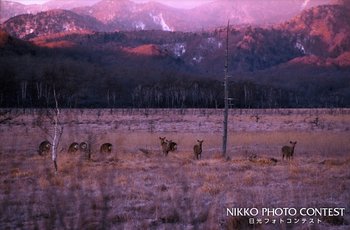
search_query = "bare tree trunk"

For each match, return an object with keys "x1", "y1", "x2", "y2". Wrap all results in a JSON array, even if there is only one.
[
  {"x1": 107, "y1": 89, "x2": 110, "y2": 107},
  {"x1": 52, "y1": 86, "x2": 61, "y2": 173},
  {"x1": 21, "y1": 81, "x2": 28, "y2": 102},
  {"x1": 222, "y1": 20, "x2": 230, "y2": 157},
  {"x1": 244, "y1": 84, "x2": 247, "y2": 107},
  {"x1": 36, "y1": 82, "x2": 42, "y2": 99}
]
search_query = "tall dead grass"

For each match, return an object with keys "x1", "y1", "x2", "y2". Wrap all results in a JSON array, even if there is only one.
[{"x1": 0, "y1": 109, "x2": 349, "y2": 229}]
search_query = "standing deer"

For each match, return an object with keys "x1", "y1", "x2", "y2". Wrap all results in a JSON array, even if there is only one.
[
  {"x1": 282, "y1": 141, "x2": 297, "y2": 160},
  {"x1": 100, "y1": 143, "x2": 112, "y2": 153},
  {"x1": 159, "y1": 137, "x2": 170, "y2": 156},
  {"x1": 193, "y1": 140, "x2": 204, "y2": 160},
  {"x1": 38, "y1": 140, "x2": 51, "y2": 156},
  {"x1": 68, "y1": 142, "x2": 79, "y2": 153}
]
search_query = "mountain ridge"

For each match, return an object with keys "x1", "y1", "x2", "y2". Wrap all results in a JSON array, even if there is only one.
[
  {"x1": 2, "y1": 9, "x2": 107, "y2": 39},
  {"x1": 1, "y1": 0, "x2": 337, "y2": 31},
  {"x1": 2, "y1": 3, "x2": 349, "y2": 71}
]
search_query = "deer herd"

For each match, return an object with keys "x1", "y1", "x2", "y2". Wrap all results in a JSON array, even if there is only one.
[
  {"x1": 38, "y1": 137, "x2": 297, "y2": 162},
  {"x1": 38, "y1": 140, "x2": 110, "y2": 159}
]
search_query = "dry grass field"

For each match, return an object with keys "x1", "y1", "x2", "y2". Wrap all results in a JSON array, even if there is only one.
[{"x1": 0, "y1": 108, "x2": 349, "y2": 229}]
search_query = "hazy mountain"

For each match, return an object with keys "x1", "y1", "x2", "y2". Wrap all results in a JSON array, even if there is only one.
[
  {"x1": 2, "y1": 0, "x2": 336, "y2": 31},
  {"x1": 43, "y1": 0, "x2": 99, "y2": 9},
  {"x1": 0, "y1": 0, "x2": 99, "y2": 23},
  {"x1": 189, "y1": 0, "x2": 334, "y2": 27},
  {"x1": 72, "y1": 0, "x2": 188, "y2": 31},
  {"x1": 0, "y1": 1, "x2": 44, "y2": 23},
  {"x1": 73, "y1": 0, "x2": 336, "y2": 31}
]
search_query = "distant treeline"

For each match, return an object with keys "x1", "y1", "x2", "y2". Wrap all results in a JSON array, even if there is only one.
[
  {"x1": 0, "y1": 59, "x2": 347, "y2": 108},
  {"x1": 0, "y1": 71, "x2": 345, "y2": 108}
]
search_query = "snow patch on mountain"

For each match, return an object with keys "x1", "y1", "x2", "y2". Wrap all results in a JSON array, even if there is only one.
[
  {"x1": 174, "y1": 43, "x2": 186, "y2": 57},
  {"x1": 134, "y1": 21, "x2": 145, "y2": 30},
  {"x1": 25, "y1": 27, "x2": 34, "y2": 35},
  {"x1": 302, "y1": 0, "x2": 310, "y2": 9},
  {"x1": 149, "y1": 13, "x2": 172, "y2": 31},
  {"x1": 207, "y1": 37, "x2": 222, "y2": 49},
  {"x1": 63, "y1": 22, "x2": 77, "y2": 31},
  {"x1": 295, "y1": 41, "x2": 306, "y2": 54},
  {"x1": 162, "y1": 42, "x2": 186, "y2": 57},
  {"x1": 192, "y1": 55, "x2": 203, "y2": 63}
]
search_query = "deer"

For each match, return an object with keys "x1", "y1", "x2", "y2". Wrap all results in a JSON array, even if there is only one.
[
  {"x1": 38, "y1": 140, "x2": 51, "y2": 156},
  {"x1": 159, "y1": 137, "x2": 177, "y2": 156},
  {"x1": 79, "y1": 142, "x2": 88, "y2": 152},
  {"x1": 68, "y1": 142, "x2": 79, "y2": 153},
  {"x1": 282, "y1": 141, "x2": 297, "y2": 160},
  {"x1": 100, "y1": 143, "x2": 112, "y2": 153},
  {"x1": 193, "y1": 140, "x2": 204, "y2": 160},
  {"x1": 159, "y1": 137, "x2": 170, "y2": 156},
  {"x1": 167, "y1": 140, "x2": 177, "y2": 152},
  {"x1": 79, "y1": 142, "x2": 91, "y2": 159}
]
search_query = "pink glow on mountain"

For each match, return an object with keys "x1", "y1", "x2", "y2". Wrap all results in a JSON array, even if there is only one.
[{"x1": 11, "y1": 0, "x2": 213, "y2": 9}]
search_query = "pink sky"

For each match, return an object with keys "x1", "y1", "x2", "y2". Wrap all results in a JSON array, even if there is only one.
[{"x1": 13, "y1": 0, "x2": 214, "y2": 9}]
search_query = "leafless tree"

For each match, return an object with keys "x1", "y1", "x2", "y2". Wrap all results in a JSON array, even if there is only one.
[
  {"x1": 51, "y1": 87, "x2": 63, "y2": 173},
  {"x1": 35, "y1": 86, "x2": 63, "y2": 173},
  {"x1": 222, "y1": 20, "x2": 230, "y2": 157}
]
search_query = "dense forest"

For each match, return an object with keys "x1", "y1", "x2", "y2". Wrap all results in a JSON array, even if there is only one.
[{"x1": 0, "y1": 50, "x2": 347, "y2": 108}]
